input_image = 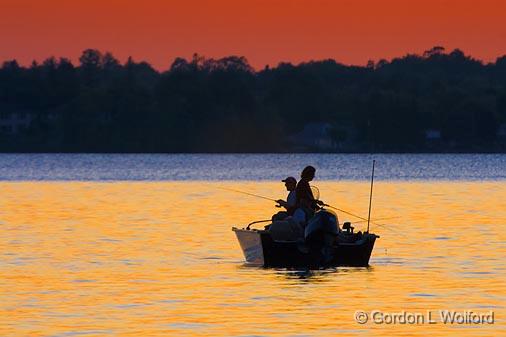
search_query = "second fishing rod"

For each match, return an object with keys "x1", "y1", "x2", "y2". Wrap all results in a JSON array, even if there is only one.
[{"x1": 217, "y1": 184, "x2": 389, "y2": 227}]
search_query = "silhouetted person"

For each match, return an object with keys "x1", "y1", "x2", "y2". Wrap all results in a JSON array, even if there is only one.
[
  {"x1": 276, "y1": 176, "x2": 297, "y2": 214},
  {"x1": 296, "y1": 166, "x2": 315, "y2": 205},
  {"x1": 272, "y1": 176, "x2": 297, "y2": 221},
  {"x1": 295, "y1": 166, "x2": 323, "y2": 220}
]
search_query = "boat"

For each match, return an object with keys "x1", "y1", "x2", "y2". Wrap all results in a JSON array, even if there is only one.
[{"x1": 232, "y1": 208, "x2": 379, "y2": 269}]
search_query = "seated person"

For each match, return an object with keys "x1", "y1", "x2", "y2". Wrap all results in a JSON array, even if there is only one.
[
  {"x1": 295, "y1": 166, "x2": 324, "y2": 218},
  {"x1": 292, "y1": 208, "x2": 307, "y2": 226},
  {"x1": 272, "y1": 176, "x2": 297, "y2": 221},
  {"x1": 291, "y1": 198, "x2": 314, "y2": 228}
]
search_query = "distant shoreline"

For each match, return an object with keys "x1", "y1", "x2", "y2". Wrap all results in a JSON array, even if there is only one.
[{"x1": 2, "y1": 47, "x2": 506, "y2": 153}]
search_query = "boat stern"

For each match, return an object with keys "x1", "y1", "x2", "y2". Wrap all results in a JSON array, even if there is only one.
[{"x1": 232, "y1": 227, "x2": 265, "y2": 266}]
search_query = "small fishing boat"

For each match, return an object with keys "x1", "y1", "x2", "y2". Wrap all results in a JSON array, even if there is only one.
[
  {"x1": 232, "y1": 160, "x2": 380, "y2": 269},
  {"x1": 232, "y1": 209, "x2": 379, "y2": 268}
]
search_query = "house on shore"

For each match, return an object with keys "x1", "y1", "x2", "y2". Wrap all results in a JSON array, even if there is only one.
[
  {"x1": 0, "y1": 109, "x2": 33, "y2": 135},
  {"x1": 497, "y1": 123, "x2": 506, "y2": 143},
  {"x1": 288, "y1": 122, "x2": 335, "y2": 152},
  {"x1": 424, "y1": 128, "x2": 442, "y2": 149}
]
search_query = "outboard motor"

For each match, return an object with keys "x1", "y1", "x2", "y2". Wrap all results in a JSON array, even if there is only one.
[{"x1": 304, "y1": 209, "x2": 339, "y2": 264}]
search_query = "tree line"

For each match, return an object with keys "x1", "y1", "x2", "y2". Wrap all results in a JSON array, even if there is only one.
[{"x1": 1, "y1": 46, "x2": 506, "y2": 152}]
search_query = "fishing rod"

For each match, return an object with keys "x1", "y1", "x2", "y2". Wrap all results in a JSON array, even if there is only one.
[
  {"x1": 219, "y1": 184, "x2": 405, "y2": 236},
  {"x1": 219, "y1": 186, "x2": 379, "y2": 223},
  {"x1": 367, "y1": 160, "x2": 376, "y2": 233},
  {"x1": 216, "y1": 186, "x2": 278, "y2": 202},
  {"x1": 323, "y1": 202, "x2": 406, "y2": 236},
  {"x1": 321, "y1": 203, "x2": 371, "y2": 223}
]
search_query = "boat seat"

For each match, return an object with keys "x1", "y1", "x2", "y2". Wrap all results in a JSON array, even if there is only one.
[{"x1": 268, "y1": 220, "x2": 303, "y2": 241}]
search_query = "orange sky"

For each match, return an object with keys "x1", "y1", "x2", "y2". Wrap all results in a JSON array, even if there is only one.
[{"x1": 1, "y1": 0, "x2": 505, "y2": 70}]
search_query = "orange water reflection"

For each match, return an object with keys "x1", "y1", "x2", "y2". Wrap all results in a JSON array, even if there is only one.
[{"x1": 1, "y1": 182, "x2": 504, "y2": 336}]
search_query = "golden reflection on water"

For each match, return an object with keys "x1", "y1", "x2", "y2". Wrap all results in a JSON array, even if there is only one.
[{"x1": 1, "y1": 181, "x2": 505, "y2": 336}]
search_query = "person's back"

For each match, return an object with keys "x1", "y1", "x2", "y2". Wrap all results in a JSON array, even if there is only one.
[
  {"x1": 296, "y1": 166, "x2": 317, "y2": 212},
  {"x1": 295, "y1": 179, "x2": 313, "y2": 207}
]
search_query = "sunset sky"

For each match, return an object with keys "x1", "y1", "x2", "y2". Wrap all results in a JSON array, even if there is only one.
[{"x1": 1, "y1": 0, "x2": 505, "y2": 70}]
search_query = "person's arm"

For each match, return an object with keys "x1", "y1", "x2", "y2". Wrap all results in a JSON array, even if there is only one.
[{"x1": 307, "y1": 185, "x2": 315, "y2": 201}]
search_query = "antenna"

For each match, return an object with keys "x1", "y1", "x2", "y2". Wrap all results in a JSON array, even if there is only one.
[{"x1": 367, "y1": 160, "x2": 376, "y2": 233}]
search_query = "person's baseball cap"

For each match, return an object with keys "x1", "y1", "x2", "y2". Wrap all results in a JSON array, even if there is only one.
[{"x1": 282, "y1": 176, "x2": 297, "y2": 183}]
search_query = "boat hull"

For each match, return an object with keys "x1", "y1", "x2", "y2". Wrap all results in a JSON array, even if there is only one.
[
  {"x1": 233, "y1": 227, "x2": 265, "y2": 266},
  {"x1": 233, "y1": 227, "x2": 378, "y2": 268}
]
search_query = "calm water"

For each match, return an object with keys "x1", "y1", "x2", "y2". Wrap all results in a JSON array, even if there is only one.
[
  {"x1": 1, "y1": 153, "x2": 506, "y2": 181},
  {"x1": 1, "y1": 154, "x2": 505, "y2": 336}
]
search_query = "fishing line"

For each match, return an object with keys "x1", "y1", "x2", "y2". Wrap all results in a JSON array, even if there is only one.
[
  {"x1": 218, "y1": 185, "x2": 405, "y2": 236},
  {"x1": 218, "y1": 186, "x2": 380, "y2": 223},
  {"x1": 353, "y1": 216, "x2": 400, "y2": 224},
  {"x1": 216, "y1": 186, "x2": 277, "y2": 202},
  {"x1": 369, "y1": 222, "x2": 408, "y2": 237}
]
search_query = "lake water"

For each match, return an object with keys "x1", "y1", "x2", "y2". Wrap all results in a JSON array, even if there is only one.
[
  {"x1": 1, "y1": 153, "x2": 506, "y2": 181},
  {"x1": 1, "y1": 154, "x2": 505, "y2": 336}
]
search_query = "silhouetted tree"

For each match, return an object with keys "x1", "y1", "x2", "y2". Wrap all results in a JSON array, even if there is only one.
[{"x1": 0, "y1": 47, "x2": 505, "y2": 152}]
